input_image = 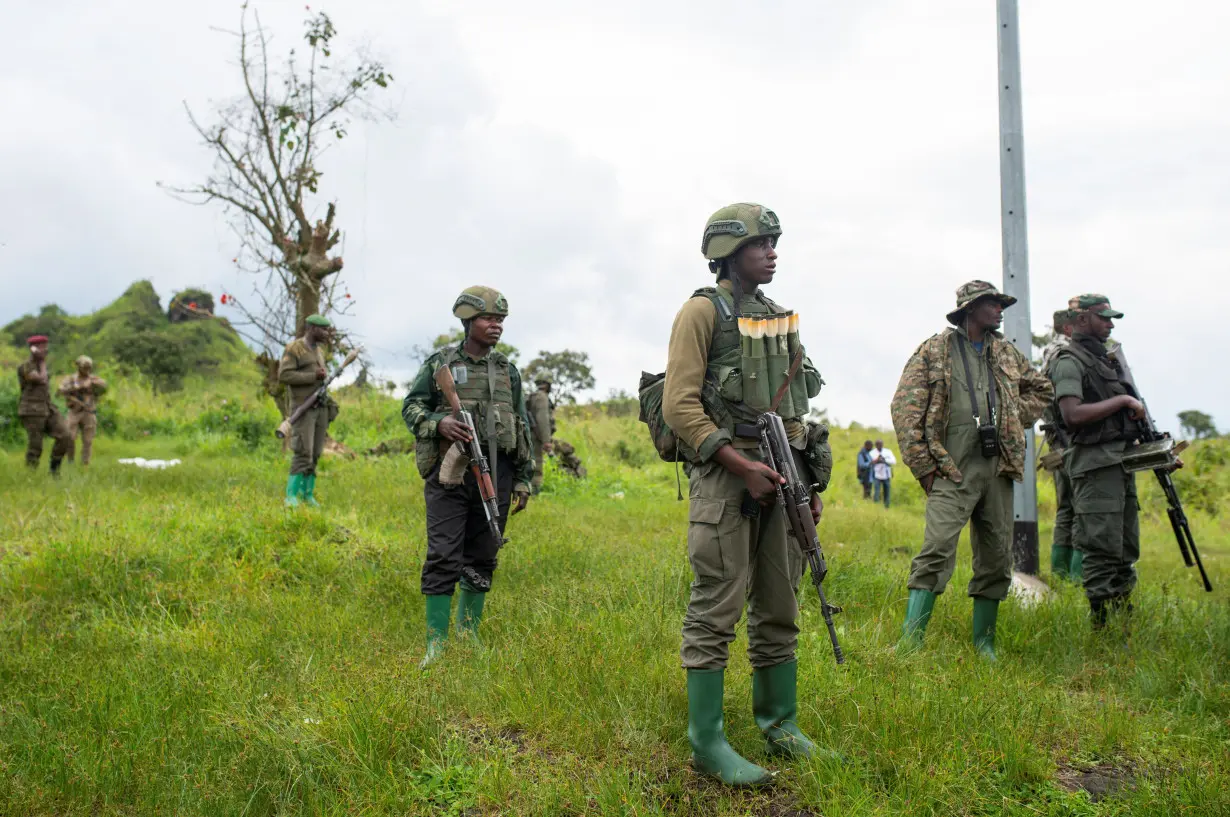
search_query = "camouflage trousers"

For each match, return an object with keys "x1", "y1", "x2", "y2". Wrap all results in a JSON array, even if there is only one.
[
  {"x1": 680, "y1": 450, "x2": 805, "y2": 671},
  {"x1": 289, "y1": 406, "x2": 329, "y2": 476},
  {"x1": 908, "y1": 444, "x2": 1014, "y2": 601},
  {"x1": 1073, "y1": 465, "x2": 1139, "y2": 601},
  {"x1": 22, "y1": 412, "x2": 71, "y2": 467},
  {"x1": 66, "y1": 409, "x2": 98, "y2": 465}
]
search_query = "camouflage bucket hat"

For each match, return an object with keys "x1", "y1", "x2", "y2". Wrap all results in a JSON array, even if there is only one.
[
  {"x1": 701, "y1": 203, "x2": 782, "y2": 262},
  {"x1": 453, "y1": 285, "x2": 510, "y2": 320},
  {"x1": 1068, "y1": 293, "x2": 1124, "y2": 319},
  {"x1": 946, "y1": 280, "x2": 1017, "y2": 326}
]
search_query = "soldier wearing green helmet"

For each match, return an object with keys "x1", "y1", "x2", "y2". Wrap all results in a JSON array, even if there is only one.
[
  {"x1": 277, "y1": 314, "x2": 336, "y2": 506},
  {"x1": 403, "y1": 285, "x2": 533, "y2": 668},
  {"x1": 526, "y1": 371, "x2": 556, "y2": 493},
  {"x1": 663, "y1": 203, "x2": 832, "y2": 786}
]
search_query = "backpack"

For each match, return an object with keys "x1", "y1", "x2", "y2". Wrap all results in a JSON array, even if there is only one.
[{"x1": 637, "y1": 370, "x2": 732, "y2": 464}]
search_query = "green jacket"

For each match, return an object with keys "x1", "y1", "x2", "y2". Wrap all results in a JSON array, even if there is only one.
[{"x1": 402, "y1": 345, "x2": 533, "y2": 491}]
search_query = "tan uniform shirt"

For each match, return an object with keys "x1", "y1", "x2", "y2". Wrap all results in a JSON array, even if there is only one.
[
  {"x1": 59, "y1": 374, "x2": 108, "y2": 412},
  {"x1": 277, "y1": 338, "x2": 326, "y2": 409},
  {"x1": 663, "y1": 280, "x2": 805, "y2": 461}
]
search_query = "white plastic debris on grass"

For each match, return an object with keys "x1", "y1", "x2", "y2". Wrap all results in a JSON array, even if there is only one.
[
  {"x1": 1009, "y1": 570, "x2": 1053, "y2": 608},
  {"x1": 609, "y1": 491, "x2": 625, "y2": 500},
  {"x1": 117, "y1": 457, "x2": 183, "y2": 469}
]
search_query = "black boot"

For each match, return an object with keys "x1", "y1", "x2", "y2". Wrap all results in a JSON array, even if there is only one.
[
  {"x1": 1090, "y1": 596, "x2": 1109, "y2": 630},
  {"x1": 50, "y1": 457, "x2": 63, "y2": 477}
]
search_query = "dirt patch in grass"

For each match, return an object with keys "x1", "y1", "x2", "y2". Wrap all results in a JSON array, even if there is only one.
[{"x1": 1056, "y1": 761, "x2": 1136, "y2": 802}]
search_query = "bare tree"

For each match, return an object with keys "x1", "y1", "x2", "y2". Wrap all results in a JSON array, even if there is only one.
[{"x1": 161, "y1": 4, "x2": 392, "y2": 400}]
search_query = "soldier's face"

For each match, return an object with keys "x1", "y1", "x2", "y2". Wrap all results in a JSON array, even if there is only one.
[
  {"x1": 1088, "y1": 311, "x2": 1114, "y2": 341},
  {"x1": 471, "y1": 314, "x2": 504, "y2": 347},
  {"x1": 30, "y1": 343, "x2": 48, "y2": 361},
  {"x1": 968, "y1": 297, "x2": 1004, "y2": 331},
  {"x1": 731, "y1": 236, "x2": 778, "y2": 286}
]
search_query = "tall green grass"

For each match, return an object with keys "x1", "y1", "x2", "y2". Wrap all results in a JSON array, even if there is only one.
[{"x1": 0, "y1": 386, "x2": 1226, "y2": 815}]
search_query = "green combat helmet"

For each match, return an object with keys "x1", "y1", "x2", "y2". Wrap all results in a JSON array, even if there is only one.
[
  {"x1": 534, "y1": 371, "x2": 553, "y2": 385},
  {"x1": 453, "y1": 286, "x2": 510, "y2": 319},
  {"x1": 701, "y1": 203, "x2": 782, "y2": 262}
]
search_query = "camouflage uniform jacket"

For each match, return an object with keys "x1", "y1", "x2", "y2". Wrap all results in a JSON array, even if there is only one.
[
  {"x1": 277, "y1": 338, "x2": 326, "y2": 409},
  {"x1": 58, "y1": 374, "x2": 108, "y2": 412},
  {"x1": 1040, "y1": 334, "x2": 1070, "y2": 372},
  {"x1": 526, "y1": 389, "x2": 554, "y2": 446},
  {"x1": 17, "y1": 360, "x2": 55, "y2": 418},
  {"x1": 891, "y1": 327, "x2": 1053, "y2": 483}
]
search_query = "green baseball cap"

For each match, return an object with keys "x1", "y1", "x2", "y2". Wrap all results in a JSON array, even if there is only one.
[
  {"x1": 1068, "y1": 294, "x2": 1124, "y2": 319},
  {"x1": 305, "y1": 314, "x2": 332, "y2": 327}
]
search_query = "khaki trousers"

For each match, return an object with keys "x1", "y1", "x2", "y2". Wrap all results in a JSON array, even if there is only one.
[
  {"x1": 66, "y1": 410, "x2": 98, "y2": 464},
  {"x1": 680, "y1": 451, "x2": 804, "y2": 670}
]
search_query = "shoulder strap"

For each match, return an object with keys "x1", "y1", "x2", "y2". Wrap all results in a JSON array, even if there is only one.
[
  {"x1": 487, "y1": 356, "x2": 499, "y2": 485},
  {"x1": 691, "y1": 286, "x2": 735, "y2": 323},
  {"x1": 953, "y1": 333, "x2": 995, "y2": 424}
]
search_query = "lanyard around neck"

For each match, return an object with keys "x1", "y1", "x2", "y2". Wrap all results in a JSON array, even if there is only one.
[{"x1": 955, "y1": 334, "x2": 996, "y2": 425}]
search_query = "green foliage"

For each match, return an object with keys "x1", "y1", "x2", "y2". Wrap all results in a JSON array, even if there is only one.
[
  {"x1": 114, "y1": 331, "x2": 189, "y2": 392},
  {"x1": 1178, "y1": 409, "x2": 1218, "y2": 440},
  {"x1": 524, "y1": 349, "x2": 596, "y2": 404}
]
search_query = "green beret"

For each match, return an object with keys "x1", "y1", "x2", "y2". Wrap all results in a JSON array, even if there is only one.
[{"x1": 305, "y1": 314, "x2": 332, "y2": 327}]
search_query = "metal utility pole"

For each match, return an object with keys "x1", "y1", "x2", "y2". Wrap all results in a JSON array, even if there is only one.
[{"x1": 996, "y1": 0, "x2": 1039, "y2": 574}]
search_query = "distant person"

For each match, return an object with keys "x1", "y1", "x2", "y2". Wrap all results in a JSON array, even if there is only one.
[
  {"x1": 58, "y1": 355, "x2": 108, "y2": 466},
  {"x1": 857, "y1": 440, "x2": 874, "y2": 499},
  {"x1": 870, "y1": 439, "x2": 897, "y2": 508},
  {"x1": 891, "y1": 280, "x2": 1052, "y2": 660},
  {"x1": 277, "y1": 315, "x2": 336, "y2": 507},
  {"x1": 1040, "y1": 308, "x2": 1081, "y2": 582},
  {"x1": 526, "y1": 372, "x2": 556, "y2": 494},
  {"x1": 16, "y1": 334, "x2": 72, "y2": 474},
  {"x1": 402, "y1": 286, "x2": 533, "y2": 669}
]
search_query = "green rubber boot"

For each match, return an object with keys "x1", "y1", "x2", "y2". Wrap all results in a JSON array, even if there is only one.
[
  {"x1": 457, "y1": 583, "x2": 486, "y2": 642},
  {"x1": 896, "y1": 588, "x2": 937, "y2": 653},
  {"x1": 284, "y1": 474, "x2": 303, "y2": 508},
  {"x1": 1069, "y1": 549, "x2": 1084, "y2": 582},
  {"x1": 1050, "y1": 545, "x2": 1073, "y2": 581},
  {"x1": 972, "y1": 597, "x2": 999, "y2": 662},
  {"x1": 753, "y1": 660, "x2": 815, "y2": 759},
  {"x1": 687, "y1": 669, "x2": 774, "y2": 787},
  {"x1": 303, "y1": 474, "x2": 320, "y2": 508},
  {"x1": 419, "y1": 594, "x2": 452, "y2": 670}
]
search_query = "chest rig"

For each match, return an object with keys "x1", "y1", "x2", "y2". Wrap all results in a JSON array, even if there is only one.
[{"x1": 439, "y1": 347, "x2": 519, "y2": 454}]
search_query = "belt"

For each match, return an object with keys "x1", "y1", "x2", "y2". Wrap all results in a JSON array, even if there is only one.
[{"x1": 734, "y1": 423, "x2": 760, "y2": 440}]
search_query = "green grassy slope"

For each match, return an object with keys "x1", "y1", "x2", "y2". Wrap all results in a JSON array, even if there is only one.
[{"x1": 0, "y1": 387, "x2": 1227, "y2": 816}]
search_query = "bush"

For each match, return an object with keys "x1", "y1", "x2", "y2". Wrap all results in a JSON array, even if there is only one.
[{"x1": 114, "y1": 331, "x2": 189, "y2": 392}]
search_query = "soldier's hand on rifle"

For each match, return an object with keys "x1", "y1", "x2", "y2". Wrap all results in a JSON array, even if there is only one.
[
  {"x1": 511, "y1": 489, "x2": 530, "y2": 515},
  {"x1": 811, "y1": 493, "x2": 824, "y2": 524},
  {"x1": 438, "y1": 415, "x2": 473, "y2": 443},
  {"x1": 743, "y1": 461, "x2": 785, "y2": 505},
  {"x1": 315, "y1": 366, "x2": 327, "y2": 381},
  {"x1": 1123, "y1": 396, "x2": 1146, "y2": 420},
  {"x1": 544, "y1": 441, "x2": 554, "y2": 455}
]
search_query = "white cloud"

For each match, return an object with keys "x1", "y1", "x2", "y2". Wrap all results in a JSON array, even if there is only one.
[{"x1": 1, "y1": 0, "x2": 1227, "y2": 432}]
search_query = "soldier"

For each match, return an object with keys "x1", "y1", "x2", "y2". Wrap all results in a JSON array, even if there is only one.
[
  {"x1": 526, "y1": 372, "x2": 555, "y2": 493},
  {"x1": 403, "y1": 286, "x2": 533, "y2": 669},
  {"x1": 891, "y1": 281, "x2": 1052, "y2": 660},
  {"x1": 58, "y1": 355, "x2": 108, "y2": 466},
  {"x1": 1040, "y1": 309, "x2": 1081, "y2": 581},
  {"x1": 16, "y1": 335, "x2": 72, "y2": 473},
  {"x1": 663, "y1": 203, "x2": 831, "y2": 786},
  {"x1": 277, "y1": 314, "x2": 335, "y2": 507},
  {"x1": 1048, "y1": 295, "x2": 1146, "y2": 629}
]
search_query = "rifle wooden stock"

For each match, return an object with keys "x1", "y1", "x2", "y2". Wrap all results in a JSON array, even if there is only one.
[{"x1": 273, "y1": 346, "x2": 362, "y2": 439}]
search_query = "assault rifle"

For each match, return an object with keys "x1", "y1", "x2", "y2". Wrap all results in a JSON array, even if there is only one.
[
  {"x1": 275, "y1": 348, "x2": 361, "y2": 439},
  {"x1": 757, "y1": 411, "x2": 845, "y2": 664},
  {"x1": 1110, "y1": 344, "x2": 1212, "y2": 592},
  {"x1": 434, "y1": 364, "x2": 507, "y2": 549}
]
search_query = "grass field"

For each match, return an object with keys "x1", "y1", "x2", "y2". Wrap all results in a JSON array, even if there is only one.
[{"x1": 1, "y1": 390, "x2": 1228, "y2": 816}]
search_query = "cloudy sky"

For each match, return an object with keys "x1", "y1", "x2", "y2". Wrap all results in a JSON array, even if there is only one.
[{"x1": 2, "y1": 0, "x2": 1227, "y2": 430}]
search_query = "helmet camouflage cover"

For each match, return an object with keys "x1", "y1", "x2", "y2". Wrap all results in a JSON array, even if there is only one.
[
  {"x1": 534, "y1": 371, "x2": 553, "y2": 385},
  {"x1": 701, "y1": 202, "x2": 782, "y2": 261},
  {"x1": 453, "y1": 286, "x2": 510, "y2": 320}
]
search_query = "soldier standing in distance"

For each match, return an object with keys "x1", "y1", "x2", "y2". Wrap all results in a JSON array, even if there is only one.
[
  {"x1": 663, "y1": 203, "x2": 832, "y2": 787},
  {"x1": 891, "y1": 281, "x2": 1052, "y2": 660},
  {"x1": 1048, "y1": 295, "x2": 1148, "y2": 629},
  {"x1": 17, "y1": 335, "x2": 72, "y2": 474},
  {"x1": 277, "y1": 314, "x2": 335, "y2": 507},
  {"x1": 1040, "y1": 308, "x2": 1081, "y2": 582},
  {"x1": 58, "y1": 355, "x2": 108, "y2": 466},
  {"x1": 402, "y1": 286, "x2": 533, "y2": 669},
  {"x1": 526, "y1": 372, "x2": 555, "y2": 494}
]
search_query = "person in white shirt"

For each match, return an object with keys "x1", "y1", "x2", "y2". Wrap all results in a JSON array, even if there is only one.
[{"x1": 871, "y1": 439, "x2": 897, "y2": 508}]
